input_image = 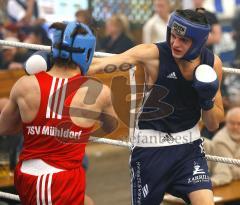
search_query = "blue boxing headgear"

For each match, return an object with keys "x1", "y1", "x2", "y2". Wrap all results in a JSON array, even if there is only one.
[
  {"x1": 50, "y1": 21, "x2": 96, "y2": 75},
  {"x1": 167, "y1": 11, "x2": 210, "y2": 60}
]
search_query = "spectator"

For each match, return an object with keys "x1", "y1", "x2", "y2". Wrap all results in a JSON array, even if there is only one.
[
  {"x1": 222, "y1": 73, "x2": 240, "y2": 110},
  {"x1": 0, "y1": 37, "x2": 28, "y2": 70},
  {"x1": 75, "y1": 9, "x2": 101, "y2": 50},
  {"x1": 181, "y1": 0, "x2": 193, "y2": 9},
  {"x1": 0, "y1": 98, "x2": 22, "y2": 173},
  {"x1": 23, "y1": 25, "x2": 51, "y2": 45},
  {"x1": 7, "y1": 0, "x2": 38, "y2": 26},
  {"x1": 2, "y1": 23, "x2": 19, "y2": 39},
  {"x1": 193, "y1": 0, "x2": 222, "y2": 51},
  {"x1": 142, "y1": 0, "x2": 171, "y2": 43},
  {"x1": 232, "y1": 8, "x2": 240, "y2": 66},
  {"x1": 203, "y1": 137, "x2": 217, "y2": 174},
  {"x1": 75, "y1": 9, "x2": 94, "y2": 26},
  {"x1": 211, "y1": 107, "x2": 240, "y2": 186},
  {"x1": 99, "y1": 14, "x2": 134, "y2": 54},
  {"x1": 19, "y1": 25, "x2": 51, "y2": 59}
]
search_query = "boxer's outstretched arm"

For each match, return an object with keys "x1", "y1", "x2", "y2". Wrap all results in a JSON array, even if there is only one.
[
  {"x1": 0, "y1": 82, "x2": 22, "y2": 135},
  {"x1": 89, "y1": 44, "x2": 159, "y2": 76}
]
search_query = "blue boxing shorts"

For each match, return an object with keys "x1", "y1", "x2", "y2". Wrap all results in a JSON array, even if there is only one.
[{"x1": 130, "y1": 138, "x2": 212, "y2": 205}]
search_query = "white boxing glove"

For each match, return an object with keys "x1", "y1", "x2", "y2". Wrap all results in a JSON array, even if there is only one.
[
  {"x1": 25, "y1": 51, "x2": 52, "y2": 75},
  {"x1": 192, "y1": 64, "x2": 219, "y2": 110}
]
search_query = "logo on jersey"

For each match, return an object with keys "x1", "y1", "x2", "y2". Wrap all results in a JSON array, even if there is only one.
[
  {"x1": 26, "y1": 125, "x2": 82, "y2": 140},
  {"x1": 167, "y1": 72, "x2": 177, "y2": 79},
  {"x1": 187, "y1": 161, "x2": 209, "y2": 184},
  {"x1": 46, "y1": 77, "x2": 68, "y2": 119}
]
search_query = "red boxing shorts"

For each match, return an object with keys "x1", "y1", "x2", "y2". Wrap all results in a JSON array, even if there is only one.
[{"x1": 14, "y1": 161, "x2": 85, "y2": 205}]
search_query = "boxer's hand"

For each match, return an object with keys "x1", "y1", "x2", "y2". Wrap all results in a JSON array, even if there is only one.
[
  {"x1": 24, "y1": 51, "x2": 52, "y2": 75},
  {"x1": 192, "y1": 64, "x2": 219, "y2": 111}
]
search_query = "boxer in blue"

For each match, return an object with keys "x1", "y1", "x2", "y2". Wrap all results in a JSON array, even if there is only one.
[
  {"x1": 25, "y1": 9, "x2": 224, "y2": 205},
  {"x1": 92, "y1": 9, "x2": 224, "y2": 205}
]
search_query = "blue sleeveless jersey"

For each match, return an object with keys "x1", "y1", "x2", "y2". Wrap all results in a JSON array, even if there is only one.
[{"x1": 138, "y1": 42, "x2": 214, "y2": 133}]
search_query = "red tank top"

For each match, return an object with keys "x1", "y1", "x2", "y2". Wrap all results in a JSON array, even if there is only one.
[{"x1": 19, "y1": 72, "x2": 93, "y2": 170}]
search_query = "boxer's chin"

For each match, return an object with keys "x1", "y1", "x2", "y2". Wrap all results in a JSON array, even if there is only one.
[{"x1": 171, "y1": 50, "x2": 184, "y2": 59}]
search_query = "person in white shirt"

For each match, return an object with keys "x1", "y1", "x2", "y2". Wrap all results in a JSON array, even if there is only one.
[
  {"x1": 142, "y1": 0, "x2": 171, "y2": 43},
  {"x1": 211, "y1": 107, "x2": 240, "y2": 186}
]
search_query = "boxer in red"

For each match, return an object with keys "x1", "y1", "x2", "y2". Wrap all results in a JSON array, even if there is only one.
[{"x1": 0, "y1": 21, "x2": 117, "y2": 205}]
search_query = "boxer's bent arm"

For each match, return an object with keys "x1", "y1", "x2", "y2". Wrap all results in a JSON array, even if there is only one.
[
  {"x1": 91, "y1": 86, "x2": 118, "y2": 137},
  {"x1": 202, "y1": 90, "x2": 224, "y2": 131},
  {"x1": 0, "y1": 83, "x2": 22, "y2": 135},
  {"x1": 89, "y1": 44, "x2": 159, "y2": 76},
  {"x1": 98, "y1": 102, "x2": 118, "y2": 137},
  {"x1": 202, "y1": 55, "x2": 224, "y2": 131},
  {"x1": 0, "y1": 98, "x2": 9, "y2": 111}
]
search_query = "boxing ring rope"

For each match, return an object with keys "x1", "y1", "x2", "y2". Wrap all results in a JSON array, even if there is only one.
[
  {"x1": 1, "y1": 145, "x2": 240, "y2": 203},
  {"x1": 0, "y1": 192, "x2": 20, "y2": 202},
  {"x1": 0, "y1": 39, "x2": 240, "y2": 202},
  {"x1": 0, "y1": 138, "x2": 240, "y2": 202},
  {"x1": 0, "y1": 39, "x2": 115, "y2": 58},
  {"x1": 0, "y1": 39, "x2": 239, "y2": 74},
  {"x1": 89, "y1": 136, "x2": 240, "y2": 166}
]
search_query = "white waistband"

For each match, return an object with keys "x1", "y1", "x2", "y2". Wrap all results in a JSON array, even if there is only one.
[
  {"x1": 131, "y1": 124, "x2": 200, "y2": 147},
  {"x1": 21, "y1": 159, "x2": 65, "y2": 176}
]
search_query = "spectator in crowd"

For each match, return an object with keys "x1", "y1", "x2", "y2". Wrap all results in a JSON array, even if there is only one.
[
  {"x1": 0, "y1": 98, "x2": 22, "y2": 174},
  {"x1": 75, "y1": 9, "x2": 101, "y2": 50},
  {"x1": 192, "y1": 0, "x2": 222, "y2": 51},
  {"x1": 181, "y1": 0, "x2": 193, "y2": 9},
  {"x1": 211, "y1": 107, "x2": 240, "y2": 186},
  {"x1": 18, "y1": 25, "x2": 51, "y2": 60},
  {"x1": 0, "y1": 25, "x2": 51, "y2": 70},
  {"x1": 0, "y1": 37, "x2": 29, "y2": 70},
  {"x1": 23, "y1": 25, "x2": 51, "y2": 45},
  {"x1": 142, "y1": 0, "x2": 171, "y2": 43},
  {"x1": 221, "y1": 73, "x2": 240, "y2": 110},
  {"x1": 2, "y1": 23, "x2": 19, "y2": 39},
  {"x1": 232, "y1": 8, "x2": 240, "y2": 66},
  {"x1": 7, "y1": 0, "x2": 38, "y2": 26},
  {"x1": 75, "y1": 9, "x2": 94, "y2": 26},
  {"x1": 99, "y1": 14, "x2": 134, "y2": 54},
  {"x1": 203, "y1": 137, "x2": 217, "y2": 175},
  {"x1": 0, "y1": 22, "x2": 4, "y2": 40}
]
